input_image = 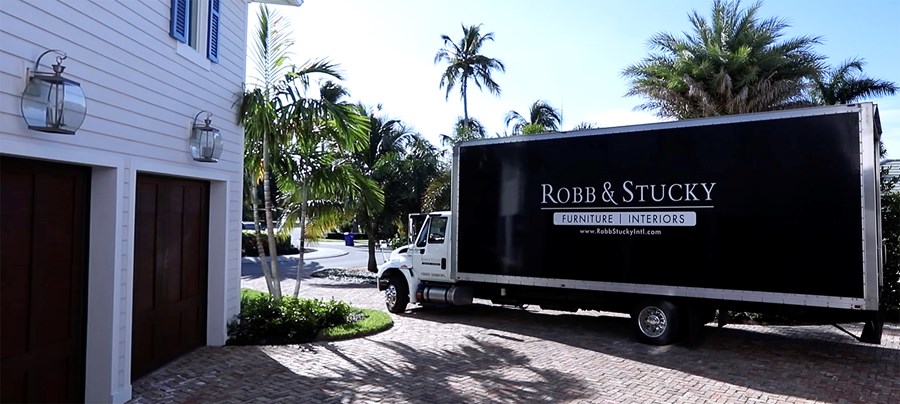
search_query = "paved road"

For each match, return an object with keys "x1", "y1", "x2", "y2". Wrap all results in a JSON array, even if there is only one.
[
  {"x1": 241, "y1": 239, "x2": 388, "y2": 290},
  {"x1": 131, "y1": 271, "x2": 900, "y2": 403}
]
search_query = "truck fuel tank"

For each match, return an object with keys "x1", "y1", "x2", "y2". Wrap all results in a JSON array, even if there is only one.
[{"x1": 417, "y1": 284, "x2": 474, "y2": 306}]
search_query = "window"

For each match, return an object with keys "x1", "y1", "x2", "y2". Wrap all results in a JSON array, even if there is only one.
[
  {"x1": 427, "y1": 217, "x2": 448, "y2": 244},
  {"x1": 170, "y1": 0, "x2": 220, "y2": 63},
  {"x1": 415, "y1": 218, "x2": 430, "y2": 248}
]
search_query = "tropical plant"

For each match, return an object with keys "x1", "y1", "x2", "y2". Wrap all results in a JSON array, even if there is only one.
[
  {"x1": 239, "y1": 4, "x2": 296, "y2": 299},
  {"x1": 440, "y1": 116, "x2": 486, "y2": 147},
  {"x1": 401, "y1": 135, "x2": 444, "y2": 215},
  {"x1": 621, "y1": 0, "x2": 825, "y2": 120},
  {"x1": 505, "y1": 99, "x2": 563, "y2": 135},
  {"x1": 808, "y1": 57, "x2": 897, "y2": 105},
  {"x1": 571, "y1": 121, "x2": 598, "y2": 131},
  {"x1": 275, "y1": 79, "x2": 378, "y2": 298},
  {"x1": 226, "y1": 289, "x2": 352, "y2": 345},
  {"x1": 435, "y1": 23, "x2": 505, "y2": 131},
  {"x1": 350, "y1": 104, "x2": 415, "y2": 272},
  {"x1": 423, "y1": 167, "x2": 452, "y2": 213},
  {"x1": 240, "y1": 5, "x2": 374, "y2": 299}
]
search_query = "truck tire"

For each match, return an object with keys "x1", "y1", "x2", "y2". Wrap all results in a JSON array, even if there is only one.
[
  {"x1": 384, "y1": 275, "x2": 409, "y2": 313},
  {"x1": 632, "y1": 300, "x2": 679, "y2": 345}
]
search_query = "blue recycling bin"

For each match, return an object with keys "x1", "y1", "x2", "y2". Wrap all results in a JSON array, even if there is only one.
[{"x1": 344, "y1": 232, "x2": 354, "y2": 246}]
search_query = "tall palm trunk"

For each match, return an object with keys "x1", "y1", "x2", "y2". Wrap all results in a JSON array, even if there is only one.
[
  {"x1": 367, "y1": 236, "x2": 378, "y2": 273},
  {"x1": 262, "y1": 135, "x2": 282, "y2": 299},
  {"x1": 359, "y1": 209, "x2": 378, "y2": 273},
  {"x1": 462, "y1": 79, "x2": 469, "y2": 131},
  {"x1": 292, "y1": 185, "x2": 308, "y2": 298},
  {"x1": 249, "y1": 180, "x2": 276, "y2": 295}
]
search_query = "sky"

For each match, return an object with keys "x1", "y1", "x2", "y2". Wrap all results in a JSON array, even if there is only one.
[{"x1": 249, "y1": 0, "x2": 900, "y2": 158}]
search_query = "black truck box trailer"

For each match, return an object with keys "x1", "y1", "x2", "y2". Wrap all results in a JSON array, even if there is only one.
[{"x1": 376, "y1": 103, "x2": 885, "y2": 345}]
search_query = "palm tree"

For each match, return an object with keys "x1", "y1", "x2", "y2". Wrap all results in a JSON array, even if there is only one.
[
  {"x1": 622, "y1": 0, "x2": 824, "y2": 120},
  {"x1": 351, "y1": 104, "x2": 415, "y2": 272},
  {"x1": 571, "y1": 121, "x2": 598, "y2": 131},
  {"x1": 402, "y1": 135, "x2": 444, "y2": 215},
  {"x1": 435, "y1": 23, "x2": 506, "y2": 130},
  {"x1": 423, "y1": 166, "x2": 452, "y2": 213},
  {"x1": 239, "y1": 4, "x2": 296, "y2": 299},
  {"x1": 275, "y1": 79, "x2": 377, "y2": 298},
  {"x1": 440, "y1": 116, "x2": 486, "y2": 147},
  {"x1": 809, "y1": 57, "x2": 897, "y2": 105},
  {"x1": 505, "y1": 99, "x2": 563, "y2": 135}
]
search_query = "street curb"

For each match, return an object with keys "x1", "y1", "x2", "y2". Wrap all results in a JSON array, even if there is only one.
[{"x1": 241, "y1": 248, "x2": 348, "y2": 264}]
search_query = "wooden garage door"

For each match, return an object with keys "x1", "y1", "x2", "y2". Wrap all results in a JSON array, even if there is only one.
[
  {"x1": 1, "y1": 156, "x2": 90, "y2": 403},
  {"x1": 132, "y1": 174, "x2": 209, "y2": 381}
]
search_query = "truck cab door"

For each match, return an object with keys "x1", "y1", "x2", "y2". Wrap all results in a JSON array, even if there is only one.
[{"x1": 411, "y1": 215, "x2": 451, "y2": 282}]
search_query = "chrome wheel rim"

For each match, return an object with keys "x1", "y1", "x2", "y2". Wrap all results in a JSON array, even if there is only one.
[
  {"x1": 638, "y1": 306, "x2": 667, "y2": 338},
  {"x1": 385, "y1": 284, "x2": 398, "y2": 308}
]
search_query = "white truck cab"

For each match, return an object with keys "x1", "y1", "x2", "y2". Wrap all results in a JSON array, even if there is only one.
[{"x1": 376, "y1": 211, "x2": 472, "y2": 313}]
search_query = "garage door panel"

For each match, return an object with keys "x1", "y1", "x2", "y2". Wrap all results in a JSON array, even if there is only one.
[
  {"x1": 28, "y1": 357, "x2": 73, "y2": 402},
  {"x1": 0, "y1": 173, "x2": 33, "y2": 214},
  {"x1": 135, "y1": 183, "x2": 158, "y2": 313},
  {"x1": 0, "y1": 296, "x2": 28, "y2": 356},
  {"x1": 1, "y1": 156, "x2": 89, "y2": 403},
  {"x1": 132, "y1": 174, "x2": 208, "y2": 382},
  {"x1": 131, "y1": 320, "x2": 154, "y2": 377},
  {"x1": 32, "y1": 296, "x2": 75, "y2": 346}
]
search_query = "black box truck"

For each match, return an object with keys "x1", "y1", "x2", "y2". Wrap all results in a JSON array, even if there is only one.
[{"x1": 376, "y1": 103, "x2": 886, "y2": 345}]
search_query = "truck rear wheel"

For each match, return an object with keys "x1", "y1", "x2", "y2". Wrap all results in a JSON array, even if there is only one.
[
  {"x1": 632, "y1": 300, "x2": 679, "y2": 345},
  {"x1": 384, "y1": 275, "x2": 409, "y2": 313}
]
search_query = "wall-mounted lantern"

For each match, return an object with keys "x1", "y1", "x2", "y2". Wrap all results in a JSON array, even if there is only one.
[
  {"x1": 190, "y1": 111, "x2": 223, "y2": 162},
  {"x1": 20, "y1": 50, "x2": 87, "y2": 135}
]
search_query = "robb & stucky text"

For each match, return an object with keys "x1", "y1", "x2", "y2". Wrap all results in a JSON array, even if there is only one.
[{"x1": 541, "y1": 181, "x2": 717, "y2": 206}]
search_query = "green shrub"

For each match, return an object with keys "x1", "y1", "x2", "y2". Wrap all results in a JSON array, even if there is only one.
[
  {"x1": 241, "y1": 231, "x2": 299, "y2": 257},
  {"x1": 881, "y1": 191, "x2": 899, "y2": 319},
  {"x1": 387, "y1": 235, "x2": 409, "y2": 249},
  {"x1": 226, "y1": 291, "x2": 352, "y2": 345}
]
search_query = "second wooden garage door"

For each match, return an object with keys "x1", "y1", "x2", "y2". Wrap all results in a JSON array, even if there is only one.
[{"x1": 132, "y1": 174, "x2": 209, "y2": 381}]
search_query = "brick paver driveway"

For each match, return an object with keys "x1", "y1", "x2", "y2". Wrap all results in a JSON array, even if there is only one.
[{"x1": 131, "y1": 274, "x2": 900, "y2": 403}]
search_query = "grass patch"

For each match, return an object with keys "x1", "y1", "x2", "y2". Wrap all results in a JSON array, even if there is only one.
[
  {"x1": 242, "y1": 288, "x2": 267, "y2": 299},
  {"x1": 319, "y1": 309, "x2": 393, "y2": 341},
  {"x1": 231, "y1": 288, "x2": 392, "y2": 345}
]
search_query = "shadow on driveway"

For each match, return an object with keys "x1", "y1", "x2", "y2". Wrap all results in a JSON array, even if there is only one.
[
  {"x1": 316, "y1": 337, "x2": 590, "y2": 403},
  {"x1": 130, "y1": 337, "x2": 590, "y2": 403},
  {"x1": 398, "y1": 303, "x2": 900, "y2": 403}
]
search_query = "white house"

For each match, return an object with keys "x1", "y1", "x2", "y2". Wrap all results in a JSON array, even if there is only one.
[
  {"x1": 0, "y1": 0, "x2": 299, "y2": 402},
  {"x1": 884, "y1": 159, "x2": 900, "y2": 192}
]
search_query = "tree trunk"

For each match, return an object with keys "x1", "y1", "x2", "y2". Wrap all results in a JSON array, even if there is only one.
[
  {"x1": 367, "y1": 236, "x2": 377, "y2": 273},
  {"x1": 292, "y1": 185, "x2": 308, "y2": 298},
  {"x1": 250, "y1": 181, "x2": 276, "y2": 295},
  {"x1": 462, "y1": 79, "x2": 469, "y2": 132},
  {"x1": 262, "y1": 135, "x2": 282, "y2": 299}
]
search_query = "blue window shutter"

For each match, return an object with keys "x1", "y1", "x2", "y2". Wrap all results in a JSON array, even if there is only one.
[
  {"x1": 170, "y1": 0, "x2": 189, "y2": 43},
  {"x1": 207, "y1": 0, "x2": 221, "y2": 62}
]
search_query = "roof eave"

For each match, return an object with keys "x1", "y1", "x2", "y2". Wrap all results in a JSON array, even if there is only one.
[{"x1": 250, "y1": 0, "x2": 303, "y2": 6}]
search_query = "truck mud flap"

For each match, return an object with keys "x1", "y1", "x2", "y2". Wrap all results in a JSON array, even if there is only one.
[
  {"x1": 859, "y1": 311, "x2": 884, "y2": 344},
  {"x1": 831, "y1": 311, "x2": 883, "y2": 344}
]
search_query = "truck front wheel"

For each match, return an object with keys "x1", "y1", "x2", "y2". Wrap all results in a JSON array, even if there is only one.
[
  {"x1": 385, "y1": 275, "x2": 410, "y2": 313},
  {"x1": 632, "y1": 300, "x2": 679, "y2": 345}
]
